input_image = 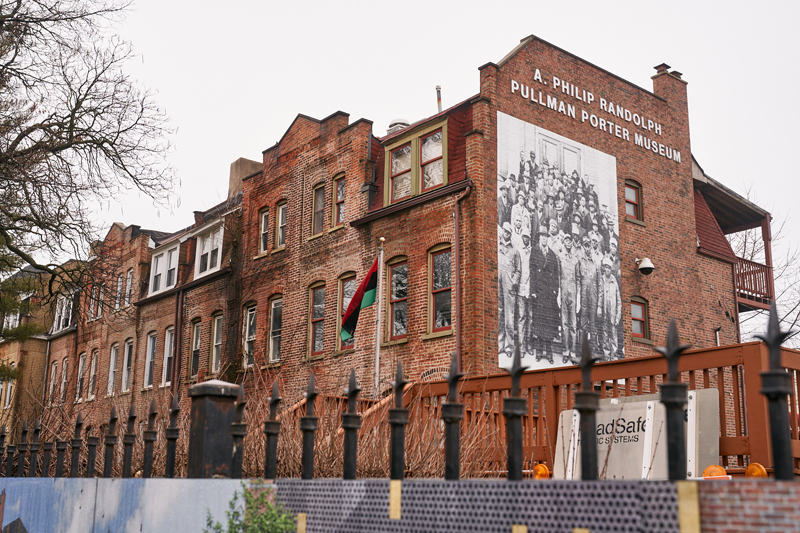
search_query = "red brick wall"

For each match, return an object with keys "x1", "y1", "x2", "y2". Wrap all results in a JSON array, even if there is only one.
[{"x1": 699, "y1": 481, "x2": 800, "y2": 532}]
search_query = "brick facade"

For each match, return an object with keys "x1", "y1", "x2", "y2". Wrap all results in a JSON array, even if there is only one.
[{"x1": 35, "y1": 36, "x2": 771, "y2": 425}]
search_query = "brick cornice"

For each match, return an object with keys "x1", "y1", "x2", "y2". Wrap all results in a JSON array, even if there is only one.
[{"x1": 350, "y1": 180, "x2": 471, "y2": 228}]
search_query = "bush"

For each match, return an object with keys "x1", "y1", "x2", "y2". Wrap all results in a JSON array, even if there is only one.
[{"x1": 205, "y1": 482, "x2": 295, "y2": 533}]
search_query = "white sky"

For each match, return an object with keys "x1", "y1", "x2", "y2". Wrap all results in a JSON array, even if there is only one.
[{"x1": 108, "y1": 0, "x2": 799, "y2": 258}]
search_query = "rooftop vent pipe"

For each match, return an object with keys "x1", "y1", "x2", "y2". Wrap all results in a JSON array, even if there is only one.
[{"x1": 387, "y1": 119, "x2": 410, "y2": 135}]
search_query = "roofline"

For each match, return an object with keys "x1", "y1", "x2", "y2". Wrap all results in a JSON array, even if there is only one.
[
  {"x1": 262, "y1": 111, "x2": 351, "y2": 154},
  {"x1": 692, "y1": 155, "x2": 770, "y2": 218},
  {"x1": 377, "y1": 94, "x2": 477, "y2": 144}
]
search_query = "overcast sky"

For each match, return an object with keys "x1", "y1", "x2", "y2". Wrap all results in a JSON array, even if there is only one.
[{"x1": 108, "y1": 0, "x2": 799, "y2": 258}]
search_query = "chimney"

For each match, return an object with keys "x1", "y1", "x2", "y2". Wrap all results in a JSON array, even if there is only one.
[
  {"x1": 387, "y1": 119, "x2": 410, "y2": 135},
  {"x1": 228, "y1": 158, "x2": 261, "y2": 198}
]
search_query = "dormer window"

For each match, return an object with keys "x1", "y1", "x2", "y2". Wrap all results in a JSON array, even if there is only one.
[
  {"x1": 196, "y1": 225, "x2": 223, "y2": 278},
  {"x1": 149, "y1": 244, "x2": 179, "y2": 296},
  {"x1": 52, "y1": 294, "x2": 73, "y2": 333},
  {"x1": 384, "y1": 118, "x2": 448, "y2": 206}
]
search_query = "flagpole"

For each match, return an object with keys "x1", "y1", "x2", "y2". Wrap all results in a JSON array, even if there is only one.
[{"x1": 374, "y1": 237, "x2": 385, "y2": 398}]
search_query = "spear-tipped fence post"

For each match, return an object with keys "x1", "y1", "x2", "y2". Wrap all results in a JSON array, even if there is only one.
[
  {"x1": 54, "y1": 441, "x2": 67, "y2": 477},
  {"x1": 103, "y1": 407, "x2": 118, "y2": 478},
  {"x1": 122, "y1": 404, "x2": 137, "y2": 478},
  {"x1": 0, "y1": 425, "x2": 6, "y2": 475},
  {"x1": 164, "y1": 394, "x2": 180, "y2": 478},
  {"x1": 264, "y1": 380, "x2": 281, "y2": 479},
  {"x1": 16, "y1": 421, "x2": 28, "y2": 477},
  {"x1": 756, "y1": 302, "x2": 795, "y2": 480},
  {"x1": 388, "y1": 361, "x2": 409, "y2": 480},
  {"x1": 231, "y1": 388, "x2": 247, "y2": 479},
  {"x1": 655, "y1": 319, "x2": 691, "y2": 481},
  {"x1": 342, "y1": 369, "x2": 361, "y2": 480},
  {"x1": 42, "y1": 442, "x2": 53, "y2": 477},
  {"x1": 5, "y1": 443, "x2": 16, "y2": 478},
  {"x1": 70, "y1": 414, "x2": 83, "y2": 477},
  {"x1": 28, "y1": 420, "x2": 41, "y2": 477},
  {"x1": 86, "y1": 428, "x2": 99, "y2": 478},
  {"x1": 300, "y1": 374, "x2": 318, "y2": 480},
  {"x1": 143, "y1": 400, "x2": 157, "y2": 478},
  {"x1": 575, "y1": 334, "x2": 600, "y2": 480},
  {"x1": 503, "y1": 344, "x2": 528, "y2": 481},
  {"x1": 441, "y1": 352, "x2": 464, "y2": 481}
]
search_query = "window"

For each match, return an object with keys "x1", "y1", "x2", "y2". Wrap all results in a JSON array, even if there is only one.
[
  {"x1": 211, "y1": 315, "x2": 223, "y2": 373},
  {"x1": 2, "y1": 309, "x2": 20, "y2": 332},
  {"x1": 108, "y1": 343, "x2": 118, "y2": 395},
  {"x1": 259, "y1": 210, "x2": 269, "y2": 254},
  {"x1": 430, "y1": 247, "x2": 452, "y2": 332},
  {"x1": 88, "y1": 350, "x2": 97, "y2": 399},
  {"x1": 310, "y1": 284, "x2": 325, "y2": 356},
  {"x1": 4, "y1": 363, "x2": 13, "y2": 409},
  {"x1": 334, "y1": 176, "x2": 346, "y2": 226},
  {"x1": 243, "y1": 306, "x2": 256, "y2": 367},
  {"x1": 125, "y1": 269, "x2": 133, "y2": 306},
  {"x1": 631, "y1": 297, "x2": 650, "y2": 339},
  {"x1": 196, "y1": 225, "x2": 223, "y2": 277},
  {"x1": 48, "y1": 362, "x2": 58, "y2": 405},
  {"x1": 625, "y1": 180, "x2": 643, "y2": 221},
  {"x1": 275, "y1": 202, "x2": 287, "y2": 248},
  {"x1": 312, "y1": 185, "x2": 325, "y2": 235},
  {"x1": 339, "y1": 275, "x2": 356, "y2": 350},
  {"x1": 269, "y1": 298, "x2": 282, "y2": 364},
  {"x1": 122, "y1": 339, "x2": 133, "y2": 392},
  {"x1": 52, "y1": 294, "x2": 73, "y2": 332},
  {"x1": 89, "y1": 286, "x2": 98, "y2": 319},
  {"x1": 389, "y1": 262, "x2": 408, "y2": 340},
  {"x1": 191, "y1": 321, "x2": 201, "y2": 377},
  {"x1": 420, "y1": 130, "x2": 444, "y2": 192},
  {"x1": 59, "y1": 359, "x2": 68, "y2": 404},
  {"x1": 384, "y1": 120, "x2": 448, "y2": 205},
  {"x1": 163, "y1": 327, "x2": 174, "y2": 386},
  {"x1": 76, "y1": 353, "x2": 86, "y2": 401},
  {"x1": 115, "y1": 274, "x2": 123, "y2": 309},
  {"x1": 149, "y1": 244, "x2": 179, "y2": 296},
  {"x1": 96, "y1": 287, "x2": 103, "y2": 318},
  {"x1": 145, "y1": 332, "x2": 156, "y2": 388}
]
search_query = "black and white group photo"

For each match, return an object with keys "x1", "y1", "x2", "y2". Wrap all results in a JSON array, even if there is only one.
[{"x1": 497, "y1": 112, "x2": 624, "y2": 371}]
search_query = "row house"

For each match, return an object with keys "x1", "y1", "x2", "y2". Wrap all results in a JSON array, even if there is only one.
[{"x1": 33, "y1": 36, "x2": 774, "y2": 424}]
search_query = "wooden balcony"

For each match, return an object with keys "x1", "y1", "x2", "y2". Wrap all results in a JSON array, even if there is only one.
[{"x1": 735, "y1": 256, "x2": 774, "y2": 312}]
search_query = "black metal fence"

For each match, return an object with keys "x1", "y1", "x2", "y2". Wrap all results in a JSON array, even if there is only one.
[{"x1": 0, "y1": 306, "x2": 794, "y2": 481}]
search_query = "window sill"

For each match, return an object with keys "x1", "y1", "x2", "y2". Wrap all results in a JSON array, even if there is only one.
[
  {"x1": 328, "y1": 225, "x2": 344, "y2": 234},
  {"x1": 307, "y1": 353, "x2": 325, "y2": 362},
  {"x1": 120, "y1": 391, "x2": 131, "y2": 396},
  {"x1": 105, "y1": 393, "x2": 115, "y2": 398},
  {"x1": 253, "y1": 251, "x2": 269, "y2": 261},
  {"x1": 421, "y1": 329, "x2": 453, "y2": 341},
  {"x1": 141, "y1": 386, "x2": 154, "y2": 392},
  {"x1": 160, "y1": 383, "x2": 170, "y2": 389},
  {"x1": 625, "y1": 218, "x2": 646, "y2": 227},
  {"x1": 307, "y1": 233, "x2": 324, "y2": 242},
  {"x1": 183, "y1": 378, "x2": 198, "y2": 385},
  {"x1": 86, "y1": 397, "x2": 95, "y2": 402},
  {"x1": 261, "y1": 362, "x2": 281, "y2": 370},
  {"x1": 332, "y1": 347, "x2": 355, "y2": 358},
  {"x1": 271, "y1": 247, "x2": 286, "y2": 255},
  {"x1": 631, "y1": 336, "x2": 654, "y2": 345},
  {"x1": 381, "y1": 337, "x2": 408, "y2": 348}
]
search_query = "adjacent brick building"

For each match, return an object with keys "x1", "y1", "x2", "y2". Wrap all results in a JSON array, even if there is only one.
[{"x1": 33, "y1": 36, "x2": 774, "y2": 427}]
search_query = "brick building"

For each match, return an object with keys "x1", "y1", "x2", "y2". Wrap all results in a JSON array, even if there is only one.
[{"x1": 35, "y1": 36, "x2": 773, "y2": 425}]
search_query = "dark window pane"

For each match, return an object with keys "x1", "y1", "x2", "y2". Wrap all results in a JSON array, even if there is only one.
[
  {"x1": 313, "y1": 321, "x2": 324, "y2": 352},
  {"x1": 434, "y1": 290, "x2": 451, "y2": 328},
  {"x1": 421, "y1": 131, "x2": 442, "y2": 163},
  {"x1": 392, "y1": 301, "x2": 407, "y2": 337},
  {"x1": 313, "y1": 287, "x2": 325, "y2": 319},
  {"x1": 210, "y1": 248, "x2": 218, "y2": 269},
  {"x1": 433, "y1": 251, "x2": 451, "y2": 290},
  {"x1": 422, "y1": 159, "x2": 443, "y2": 190},
  {"x1": 313, "y1": 187, "x2": 325, "y2": 234},
  {"x1": 392, "y1": 264, "x2": 407, "y2": 299},
  {"x1": 391, "y1": 145, "x2": 412, "y2": 175}
]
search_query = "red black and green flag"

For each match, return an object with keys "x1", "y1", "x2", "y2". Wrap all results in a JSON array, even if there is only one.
[{"x1": 340, "y1": 257, "x2": 379, "y2": 341}]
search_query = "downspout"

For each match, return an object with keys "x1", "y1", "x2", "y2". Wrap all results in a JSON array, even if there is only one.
[
  {"x1": 454, "y1": 181, "x2": 473, "y2": 372},
  {"x1": 171, "y1": 290, "x2": 184, "y2": 395},
  {"x1": 41, "y1": 340, "x2": 51, "y2": 404}
]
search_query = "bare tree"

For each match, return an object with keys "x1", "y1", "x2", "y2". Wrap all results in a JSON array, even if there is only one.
[
  {"x1": 0, "y1": 0, "x2": 174, "y2": 292},
  {"x1": 728, "y1": 192, "x2": 800, "y2": 347}
]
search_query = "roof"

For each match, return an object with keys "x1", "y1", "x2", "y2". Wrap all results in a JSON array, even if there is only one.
[
  {"x1": 378, "y1": 94, "x2": 478, "y2": 145},
  {"x1": 692, "y1": 156, "x2": 769, "y2": 234},
  {"x1": 694, "y1": 189, "x2": 737, "y2": 264}
]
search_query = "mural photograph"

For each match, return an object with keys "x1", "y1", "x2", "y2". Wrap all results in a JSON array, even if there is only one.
[{"x1": 497, "y1": 111, "x2": 623, "y2": 371}]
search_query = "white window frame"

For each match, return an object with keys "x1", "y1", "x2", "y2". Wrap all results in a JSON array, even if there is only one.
[
  {"x1": 149, "y1": 244, "x2": 179, "y2": 296},
  {"x1": 269, "y1": 298, "x2": 282, "y2": 364},
  {"x1": 243, "y1": 306, "x2": 256, "y2": 367},
  {"x1": 108, "y1": 343, "x2": 118, "y2": 396},
  {"x1": 75, "y1": 353, "x2": 86, "y2": 402},
  {"x1": 89, "y1": 286, "x2": 97, "y2": 319},
  {"x1": 122, "y1": 339, "x2": 133, "y2": 392},
  {"x1": 259, "y1": 211, "x2": 269, "y2": 254},
  {"x1": 48, "y1": 362, "x2": 58, "y2": 405},
  {"x1": 3, "y1": 309, "x2": 20, "y2": 331},
  {"x1": 144, "y1": 332, "x2": 156, "y2": 388},
  {"x1": 52, "y1": 294, "x2": 73, "y2": 333},
  {"x1": 190, "y1": 321, "x2": 202, "y2": 378},
  {"x1": 115, "y1": 274, "x2": 123, "y2": 309},
  {"x1": 162, "y1": 327, "x2": 174, "y2": 386},
  {"x1": 96, "y1": 287, "x2": 103, "y2": 318},
  {"x1": 125, "y1": 268, "x2": 133, "y2": 306},
  {"x1": 3, "y1": 363, "x2": 13, "y2": 409},
  {"x1": 59, "y1": 359, "x2": 69, "y2": 404},
  {"x1": 211, "y1": 314, "x2": 223, "y2": 373},
  {"x1": 88, "y1": 350, "x2": 97, "y2": 399},
  {"x1": 276, "y1": 203, "x2": 287, "y2": 248},
  {"x1": 195, "y1": 225, "x2": 223, "y2": 278}
]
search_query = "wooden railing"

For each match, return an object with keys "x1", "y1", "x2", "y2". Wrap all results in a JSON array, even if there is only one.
[
  {"x1": 406, "y1": 342, "x2": 800, "y2": 476},
  {"x1": 735, "y1": 256, "x2": 774, "y2": 307}
]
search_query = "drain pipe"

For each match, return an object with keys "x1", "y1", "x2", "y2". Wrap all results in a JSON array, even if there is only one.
[
  {"x1": 171, "y1": 290, "x2": 184, "y2": 395},
  {"x1": 454, "y1": 180, "x2": 472, "y2": 372}
]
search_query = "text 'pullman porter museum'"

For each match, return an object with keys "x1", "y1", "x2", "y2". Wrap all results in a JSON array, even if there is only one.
[{"x1": 13, "y1": 36, "x2": 773, "y2": 446}]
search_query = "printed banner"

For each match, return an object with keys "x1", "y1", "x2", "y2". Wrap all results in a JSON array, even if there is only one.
[{"x1": 497, "y1": 111, "x2": 624, "y2": 370}]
